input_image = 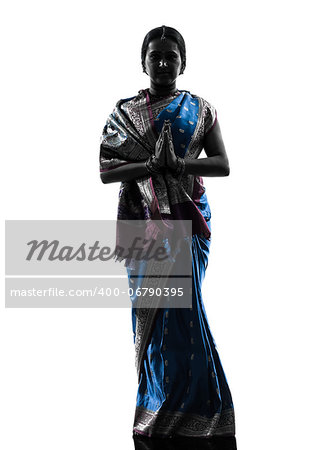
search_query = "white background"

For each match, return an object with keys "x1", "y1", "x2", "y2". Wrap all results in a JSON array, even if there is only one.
[{"x1": 1, "y1": 1, "x2": 336, "y2": 449}]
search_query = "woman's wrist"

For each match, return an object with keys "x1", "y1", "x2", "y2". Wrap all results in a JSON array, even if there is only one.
[
  {"x1": 145, "y1": 153, "x2": 185, "y2": 178},
  {"x1": 145, "y1": 155, "x2": 164, "y2": 174},
  {"x1": 172, "y1": 156, "x2": 185, "y2": 178}
]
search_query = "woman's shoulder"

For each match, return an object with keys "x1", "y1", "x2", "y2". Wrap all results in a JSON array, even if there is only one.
[
  {"x1": 187, "y1": 91, "x2": 214, "y2": 106},
  {"x1": 110, "y1": 91, "x2": 145, "y2": 116},
  {"x1": 116, "y1": 92, "x2": 140, "y2": 106}
]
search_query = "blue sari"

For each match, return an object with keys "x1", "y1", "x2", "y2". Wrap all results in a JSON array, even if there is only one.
[
  {"x1": 100, "y1": 89, "x2": 235, "y2": 438},
  {"x1": 130, "y1": 206, "x2": 235, "y2": 438}
]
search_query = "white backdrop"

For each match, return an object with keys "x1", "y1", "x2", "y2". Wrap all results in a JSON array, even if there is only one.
[{"x1": 1, "y1": 1, "x2": 336, "y2": 449}]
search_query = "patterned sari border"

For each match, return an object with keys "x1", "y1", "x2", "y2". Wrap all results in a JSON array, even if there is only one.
[{"x1": 134, "y1": 405, "x2": 235, "y2": 438}]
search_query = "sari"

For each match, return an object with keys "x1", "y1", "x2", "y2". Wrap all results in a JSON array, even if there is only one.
[{"x1": 100, "y1": 89, "x2": 235, "y2": 438}]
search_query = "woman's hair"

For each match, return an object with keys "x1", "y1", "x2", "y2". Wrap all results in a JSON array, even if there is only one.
[{"x1": 141, "y1": 25, "x2": 186, "y2": 74}]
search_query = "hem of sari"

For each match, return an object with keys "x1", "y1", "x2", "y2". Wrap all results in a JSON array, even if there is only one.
[{"x1": 133, "y1": 405, "x2": 235, "y2": 438}]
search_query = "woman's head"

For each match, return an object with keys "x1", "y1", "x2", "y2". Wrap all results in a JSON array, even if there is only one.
[{"x1": 141, "y1": 26, "x2": 186, "y2": 76}]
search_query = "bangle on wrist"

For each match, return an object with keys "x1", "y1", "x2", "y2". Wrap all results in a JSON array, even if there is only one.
[{"x1": 173, "y1": 156, "x2": 185, "y2": 178}]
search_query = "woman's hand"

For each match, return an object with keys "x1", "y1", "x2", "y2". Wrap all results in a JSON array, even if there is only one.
[
  {"x1": 153, "y1": 128, "x2": 166, "y2": 168},
  {"x1": 164, "y1": 121, "x2": 178, "y2": 171}
]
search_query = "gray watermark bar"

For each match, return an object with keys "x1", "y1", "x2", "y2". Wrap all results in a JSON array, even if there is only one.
[{"x1": 5, "y1": 220, "x2": 193, "y2": 308}]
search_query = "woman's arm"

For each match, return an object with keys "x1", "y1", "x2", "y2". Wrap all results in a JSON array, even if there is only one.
[
  {"x1": 100, "y1": 159, "x2": 149, "y2": 184},
  {"x1": 184, "y1": 120, "x2": 230, "y2": 177}
]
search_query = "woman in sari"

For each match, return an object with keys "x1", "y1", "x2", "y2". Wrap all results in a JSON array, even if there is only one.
[{"x1": 99, "y1": 26, "x2": 236, "y2": 445}]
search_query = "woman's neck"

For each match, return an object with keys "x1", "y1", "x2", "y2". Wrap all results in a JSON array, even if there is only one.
[{"x1": 148, "y1": 81, "x2": 178, "y2": 97}]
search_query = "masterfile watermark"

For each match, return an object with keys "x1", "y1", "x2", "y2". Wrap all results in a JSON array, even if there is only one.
[{"x1": 26, "y1": 237, "x2": 170, "y2": 262}]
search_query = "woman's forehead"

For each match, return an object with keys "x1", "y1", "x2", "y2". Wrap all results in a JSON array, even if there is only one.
[{"x1": 146, "y1": 38, "x2": 179, "y2": 53}]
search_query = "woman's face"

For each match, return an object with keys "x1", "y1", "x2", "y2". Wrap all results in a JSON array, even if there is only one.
[{"x1": 144, "y1": 37, "x2": 182, "y2": 87}]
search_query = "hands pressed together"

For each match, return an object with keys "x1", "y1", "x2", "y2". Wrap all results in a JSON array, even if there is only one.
[
  {"x1": 101, "y1": 117, "x2": 229, "y2": 184},
  {"x1": 145, "y1": 120, "x2": 185, "y2": 177}
]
